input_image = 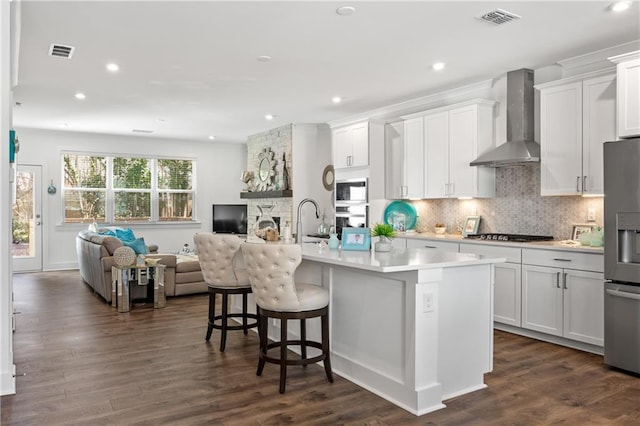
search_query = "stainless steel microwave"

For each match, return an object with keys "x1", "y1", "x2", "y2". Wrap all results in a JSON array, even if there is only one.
[{"x1": 335, "y1": 178, "x2": 368, "y2": 203}]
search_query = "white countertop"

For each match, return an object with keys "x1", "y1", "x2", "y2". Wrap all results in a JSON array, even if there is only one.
[
  {"x1": 301, "y1": 243, "x2": 505, "y2": 273},
  {"x1": 396, "y1": 232, "x2": 604, "y2": 254}
]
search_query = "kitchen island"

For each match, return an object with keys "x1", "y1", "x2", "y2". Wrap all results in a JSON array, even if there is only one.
[{"x1": 289, "y1": 244, "x2": 505, "y2": 416}]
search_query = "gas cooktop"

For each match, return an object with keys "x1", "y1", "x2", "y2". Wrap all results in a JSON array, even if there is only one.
[{"x1": 467, "y1": 233, "x2": 554, "y2": 243}]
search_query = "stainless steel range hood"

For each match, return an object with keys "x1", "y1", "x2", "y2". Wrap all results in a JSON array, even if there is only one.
[{"x1": 470, "y1": 68, "x2": 540, "y2": 167}]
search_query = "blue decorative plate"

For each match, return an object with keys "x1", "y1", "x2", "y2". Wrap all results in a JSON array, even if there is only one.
[{"x1": 383, "y1": 201, "x2": 417, "y2": 231}]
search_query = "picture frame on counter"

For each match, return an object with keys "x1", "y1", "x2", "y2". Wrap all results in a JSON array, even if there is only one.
[
  {"x1": 462, "y1": 216, "x2": 481, "y2": 237},
  {"x1": 341, "y1": 227, "x2": 371, "y2": 251},
  {"x1": 572, "y1": 224, "x2": 594, "y2": 241}
]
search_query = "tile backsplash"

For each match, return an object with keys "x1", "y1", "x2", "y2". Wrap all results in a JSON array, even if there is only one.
[{"x1": 411, "y1": 164, "x2": 602, "y2": 240}]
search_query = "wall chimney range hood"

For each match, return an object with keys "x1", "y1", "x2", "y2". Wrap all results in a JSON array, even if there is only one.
[{"x1": 470, "y1": 68, "x2": 540, "y2": 167}]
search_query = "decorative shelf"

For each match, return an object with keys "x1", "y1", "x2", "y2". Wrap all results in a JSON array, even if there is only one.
[{"x1": 240, "y1": 190, "x2": 293, "y2": 199}]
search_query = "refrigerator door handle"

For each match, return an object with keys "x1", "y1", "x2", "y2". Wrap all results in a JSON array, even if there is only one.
[{"x1": 606, "y1": 288, "x2": 640, "y2": 301}]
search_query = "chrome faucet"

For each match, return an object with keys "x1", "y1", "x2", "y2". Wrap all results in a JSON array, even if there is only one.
[{"x1": 295, "y1": 198, "x2": 320, "y2": 244}]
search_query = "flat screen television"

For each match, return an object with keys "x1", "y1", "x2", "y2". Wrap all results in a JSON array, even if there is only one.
[{"x1": 212, "y1": 204, "x2": 248, "y2": 234}]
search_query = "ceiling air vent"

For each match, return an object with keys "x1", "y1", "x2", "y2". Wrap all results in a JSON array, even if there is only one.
[
  {"x1": 480, "y1": 9, "x2": 521, "y2": 25},
  {"x1": 49, "y1": 43, "x2": 75, "y2": 59}
]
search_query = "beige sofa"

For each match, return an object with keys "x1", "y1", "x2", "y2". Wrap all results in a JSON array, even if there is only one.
[{"x1": 76, "y1": 230, "x2": 206, "y2": 302}]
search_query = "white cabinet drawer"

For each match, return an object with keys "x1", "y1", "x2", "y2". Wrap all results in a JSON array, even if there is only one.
[
  {"x1": 459, "y1": 243, "x2": 521, "y2": 264},
  {"x1": 406, "y1": 239, "x2": 459, "y2": 252},
  {"x1": 522, "y1": 249, "x2": 604, "y2": 273}
]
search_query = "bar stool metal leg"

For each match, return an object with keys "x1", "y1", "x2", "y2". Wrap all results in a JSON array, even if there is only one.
[
  {"x1": 300, "y1": 318, "x2": 307, "y2": 366},
  {"x1": 220, "y1": 291, "x2": 229, "y2": 352},
  {"x1": 205, "y1": 289, "x2": 216, "y2": 341},
  {"x1": 322, "y1": 310, "x2": 334, "y2": 383},
  {"x1": 242, "y1": 292, "x2": 248, "y2": 335},
  {"x1": 280, "y1": 318, "x2": 288, "y2": 393},
  {"x1": 257, "y1": 314, "x2": 268, "y2": 376}
]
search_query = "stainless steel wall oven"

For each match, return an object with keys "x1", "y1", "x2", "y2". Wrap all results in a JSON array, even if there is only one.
[{"x1": 335, "y1": 178, "x2": 368, "y2": 236}]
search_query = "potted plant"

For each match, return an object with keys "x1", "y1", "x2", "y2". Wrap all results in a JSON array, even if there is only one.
[
  {"x1": 435, "y1": 223, "x2": 446, "y2": 234},
  {"x1": 371, "y1": 223, "x2": 396, "y2": 252}
]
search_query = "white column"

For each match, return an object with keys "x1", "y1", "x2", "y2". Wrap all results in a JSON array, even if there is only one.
[{"x1": 1, "y1": 0, "x2": 16, "y2": 395}]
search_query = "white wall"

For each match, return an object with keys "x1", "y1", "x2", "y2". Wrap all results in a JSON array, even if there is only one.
[
  {"x1": 14, "y1": 127, "x2": 247, "y2": 269},
  {"x1": 1, "y1": 0, "x2": 15, "y2": 396},
  {"x1": 292, "y1": 123, "x2": 333, "y2": 236}
]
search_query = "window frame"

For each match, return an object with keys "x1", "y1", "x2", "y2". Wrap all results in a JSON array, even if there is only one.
[{"x1": 61, "y1": 151, "x2": 197, "y2": 225}]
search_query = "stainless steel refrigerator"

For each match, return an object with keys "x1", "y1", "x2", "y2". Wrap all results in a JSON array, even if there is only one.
[{"x1": 603, "y1": 137, "x2": 640, "y2": 374}]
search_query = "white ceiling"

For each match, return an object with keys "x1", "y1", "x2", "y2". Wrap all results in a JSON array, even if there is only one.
[{"x1": 11, "y1": 0, "x2": 640, "y2": 144}]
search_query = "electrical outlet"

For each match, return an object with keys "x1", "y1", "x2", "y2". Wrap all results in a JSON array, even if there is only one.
[
  {"x1": 423, "y1": 292, "x2": 434, "y2": 313},
  {"x1": 588, "y1": 208, "x2": 596, "y2": 222},
  {"x1": 470, "y1": 207, "x2": 478, "y2": 216}
]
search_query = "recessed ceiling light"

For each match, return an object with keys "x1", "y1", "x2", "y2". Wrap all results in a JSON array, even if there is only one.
[
  {"x1": 208, "y1": 135, "x2": 216, "y2": 140},
  {"x1": 336, "y1": 6, "x2": 355, "y2": 16},
  {"x1": 257, "y1": 55, "x2": 272, "y2": 62},
  {"x1": 432, "y1": 62, "x2": 446, "y2": 71},
  {"x1": 265, "y1": 114, "x2": 275, "y2": 120},
  {"x1": 106, "y1": 63, "x2": 119, "y2": 72},
  {"x1": 74, "y1": 92, "x2": 86, "y2": 100},
  {"x1": 610, "y1": 1, "x2": 631, "y2": 12},
  {"x1": 332, "y1": 96, "x2": 342, "y2": 104}
]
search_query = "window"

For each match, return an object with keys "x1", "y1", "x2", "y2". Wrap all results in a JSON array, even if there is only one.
[{"x1": 62, "y1": 153, "x2": 195, "y2": 224}]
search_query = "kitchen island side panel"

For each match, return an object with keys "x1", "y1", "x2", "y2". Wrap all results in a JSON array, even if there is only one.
[{"x1": 295, "y1": 259, "x2": 494, "y2": 416}]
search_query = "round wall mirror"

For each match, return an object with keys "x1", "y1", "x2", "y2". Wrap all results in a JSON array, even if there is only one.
[
  {"x1": 256, "y1": 147, "x2": 276, "y2": 191},
  {"x1": 322, "y1": 165, "x2": 334, "y2": 191}
]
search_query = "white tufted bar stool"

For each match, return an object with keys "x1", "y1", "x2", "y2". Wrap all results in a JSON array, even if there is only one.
[
  {"x1": 193, "y1": 233, "x2": 258, "y2": 351},
  {"x1": 241, "y1": 242, "x2": 333, "y2": 393}
]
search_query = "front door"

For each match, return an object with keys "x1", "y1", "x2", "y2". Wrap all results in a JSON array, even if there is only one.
[{"x1": 12, "y1": 164, "x2": 43, "y2": 272}]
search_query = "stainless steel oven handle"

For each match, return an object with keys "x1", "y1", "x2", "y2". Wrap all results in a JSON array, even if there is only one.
[{"x1": 606, "y1": 289, "x2": 640, "y2": 301}]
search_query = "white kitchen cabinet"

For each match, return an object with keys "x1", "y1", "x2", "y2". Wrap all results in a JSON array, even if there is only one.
[
  {"x1": 333, "y1": 121, "x2": 369, "y2": 169},
  {"x1": 385, "y1": 121, "x2": 404, "y2": 199},
  {"x1": 609, "y1": 51, "x2": 640, "y2": 138},
  {"x1": 422, "y1": 101, "x2": 495, "y2": 199},
  {"x1": 522, "y1": 249, "x2": 604, "y2": 346},
  {"x1": 384, "y1": 118, "x2": 424, "y2": 199},
  {"x1": 537, "y1": 71, "x2": 616, "y2": 196},
  {"x1": 423, "y1": 111, "x2": 448, "y2": 198},
  {"x1": 406, "y1": 238, "x2": 459, "y2": 252},
  {"x1": 460, "y1": 243, "x2": 522, "y2": 327}
]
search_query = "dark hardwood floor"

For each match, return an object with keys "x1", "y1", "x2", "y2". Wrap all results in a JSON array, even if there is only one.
[{"x1": 2, "y1": 270, "x2": 639, "y2": 425}]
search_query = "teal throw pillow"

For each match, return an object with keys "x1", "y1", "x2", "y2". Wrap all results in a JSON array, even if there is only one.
[
  {"x1": 115, "y1": 228, "x2": 136, "y2": 242},
  {"x1": 98, "y1": 228, "x2": 116, "y2": 237},
  {"x1": 122, "y1": 237, "x2": 148, "y2": 255}
]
